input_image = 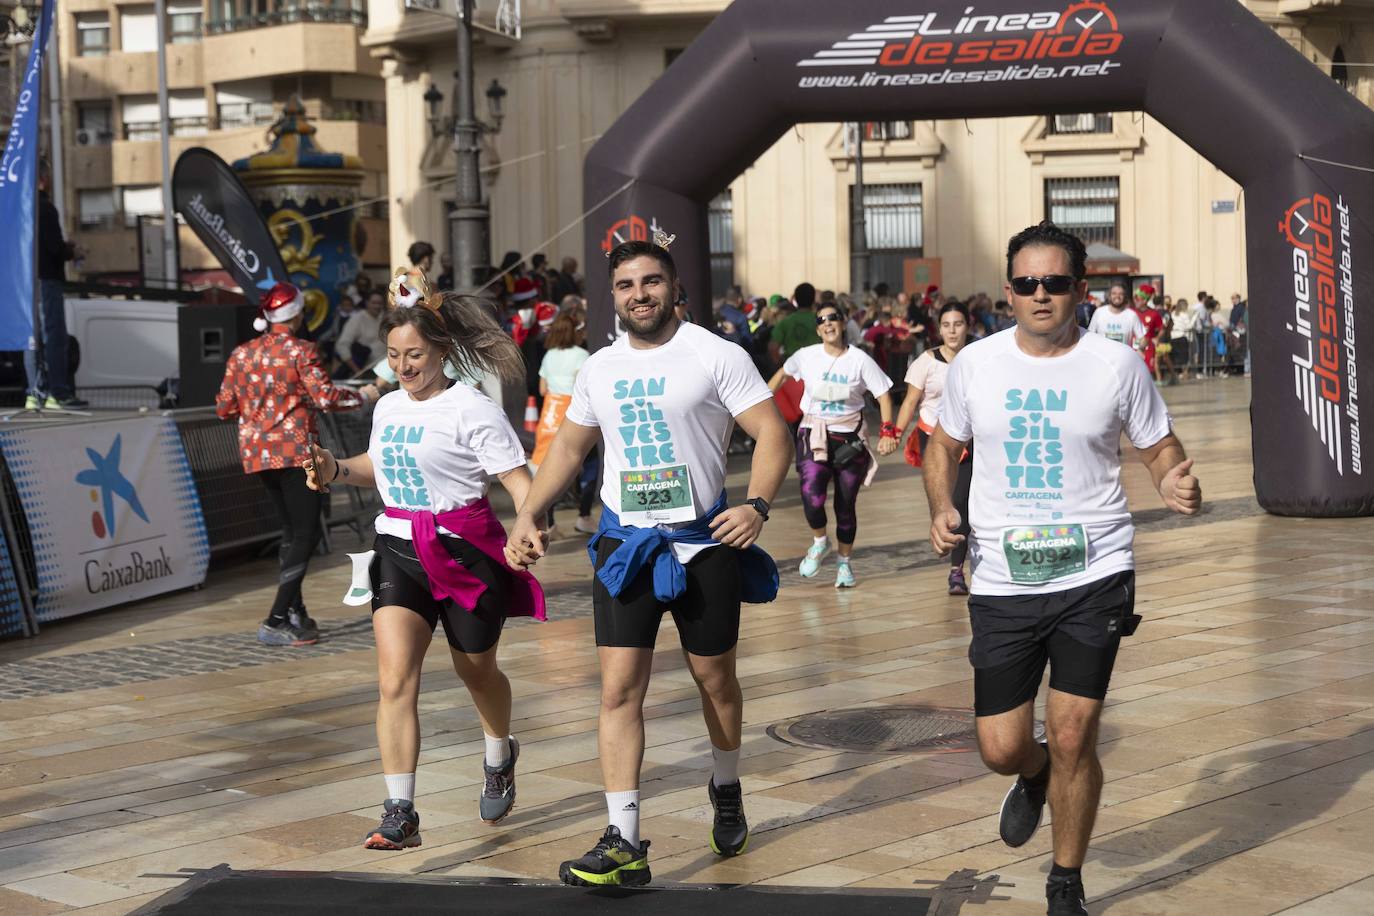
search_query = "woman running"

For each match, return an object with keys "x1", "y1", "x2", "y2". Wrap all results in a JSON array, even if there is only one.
[
  {"x1": 304, "y1": 289, "x2": 545, "y2": 850},
  {"x1": 769, "y1": 301, "x2": 896, "y2": 587},
  {"x1": 882, "y1": 301, "x2": 973, "y2": 595}
]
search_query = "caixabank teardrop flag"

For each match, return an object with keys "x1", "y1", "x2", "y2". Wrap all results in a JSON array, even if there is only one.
[
  {"x1": 584, "y1": 0, "x2": 1374, "y2": 517},
  {"x1": 172, "y1": 147, "x2": 289, "y2": 298}
]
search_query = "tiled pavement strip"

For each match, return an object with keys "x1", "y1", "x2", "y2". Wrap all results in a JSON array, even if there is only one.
[{"x1": 0, "y1": 498, "x2": 1261, "y2": 700}]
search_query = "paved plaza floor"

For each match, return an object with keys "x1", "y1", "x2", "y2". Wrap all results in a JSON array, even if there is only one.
[{"x1": 1, "y1": 378, "x2": 1372, "y2": 914}]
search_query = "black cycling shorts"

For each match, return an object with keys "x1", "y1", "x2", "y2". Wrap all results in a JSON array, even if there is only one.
[
  {"x1": 968, "y1": 570, "x2": 1137, "y2": 717},
  {"x1": 371, "y1": 534, "x2": 506, "y2": 654},
  {"x1": 591, "y1": 537, "x2": 741, "y2": 657}
]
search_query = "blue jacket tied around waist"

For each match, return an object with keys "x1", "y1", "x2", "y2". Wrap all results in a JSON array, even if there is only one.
[{"x1": 588, "y1": 492, "x2": 780, "y2": 604}]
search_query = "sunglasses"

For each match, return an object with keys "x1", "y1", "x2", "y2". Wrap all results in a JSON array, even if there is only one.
[
  {"x1": 815, "y1": 314, "x2": 844, "y2": 326},
  {"x1": 1010, "y1": 275, "x2": 1076, "y2": 296}
]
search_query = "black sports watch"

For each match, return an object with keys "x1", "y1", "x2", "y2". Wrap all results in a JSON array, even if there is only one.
[{"x1": 745, "y1": 497, "x2": 770, "y2": 521}]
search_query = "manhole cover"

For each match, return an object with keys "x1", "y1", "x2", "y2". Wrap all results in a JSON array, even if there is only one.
[{"x1": 768, "y1": 705, "x2": 977, "y2": 753}]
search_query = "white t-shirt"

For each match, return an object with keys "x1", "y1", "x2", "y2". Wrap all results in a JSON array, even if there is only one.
[
  {"x1": 369, "y1": 382, "x2": 528, "y2": 540},
  {"x1": 539, "y1": 345, "x2": 590, "y2": 396},
  {"x1": 1087, "y1": 307, "x2": 1146, "y2": 348},
  {"x1": 567, "y1": 321, "x2": 772, "y2": 561},
  {"x1": 784, "y1": 344, "x2": 892, "y2": 432},
  {"x1": 904, "y1": 349, "x2": 954, "y2": 429},
  {"x1": 938, "y1": 328, "x2": 1173, "y2": 596}
]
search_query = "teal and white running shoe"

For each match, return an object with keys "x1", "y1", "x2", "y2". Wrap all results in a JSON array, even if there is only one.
[
  {"x1": 799, "y1": 538, "x2": 830, "y2": 578},
  {"x1": 834, "y1": 559, "x2": 856, "y2": 589}
]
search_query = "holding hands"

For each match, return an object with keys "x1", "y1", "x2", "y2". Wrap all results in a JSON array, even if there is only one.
[{"x1": 504, "y1": 514, "x2": 549, "y2": 571}]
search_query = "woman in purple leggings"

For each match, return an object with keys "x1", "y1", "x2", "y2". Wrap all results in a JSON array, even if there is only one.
[{"x1": 768, "y1": 301, "x2": 896, "y2": 587}]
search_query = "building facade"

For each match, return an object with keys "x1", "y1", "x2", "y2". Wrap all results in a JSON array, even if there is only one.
[
  {"x1": 52, "y1": 0, "x2": 389, "y2": 283},
  {"x1": 366, "y1": 0, "x2": 1371, "y2": 303}
]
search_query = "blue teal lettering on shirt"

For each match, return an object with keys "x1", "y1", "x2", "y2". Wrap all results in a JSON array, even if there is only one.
[
  {"x1": 818, "y1": 370, "x2": 851, "y2": 414},
  {"x1": 380, "y1": 423, "x2": 429, "y2": 506},
  {"x1": 1003, "y1": 389, "x2": 1067, "y2": 491},
  {"x1": 613, "y1": 377, "x2": 676, "y2": 468}
]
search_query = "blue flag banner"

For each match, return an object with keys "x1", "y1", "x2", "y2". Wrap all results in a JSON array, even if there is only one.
[{"x1": 0, "y1": 0, "x2": 54, "y2": 351}]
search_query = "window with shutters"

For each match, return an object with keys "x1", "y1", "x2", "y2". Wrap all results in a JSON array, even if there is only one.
[{"x1": 1044, "y1": 177, "x2": 1119, "y2": 246}]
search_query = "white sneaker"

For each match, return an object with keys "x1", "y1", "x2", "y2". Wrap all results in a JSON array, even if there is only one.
[
  {"x1": 799, "y1": 538, "x2": 830, "y2": 577},
  {"x1": 573, "y1": 517, "x2": 598, "y2": 535},
  {"x1": 834, "y1": 560, "x2": 856, "y2": 588}
]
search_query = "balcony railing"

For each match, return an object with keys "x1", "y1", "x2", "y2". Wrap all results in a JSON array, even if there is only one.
[
  {"x1": 217, "y1": 102, "x2": 276, "y2": 129},
  {"x1": 123, "y1": 117, "x2": 211, "y2": 140},
  {"x1": 205, "y1": 7, "x2": 366, "y2": 35}
]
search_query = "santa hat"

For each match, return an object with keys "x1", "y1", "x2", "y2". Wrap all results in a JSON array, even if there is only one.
[
  {"x1": 511, "y1": 277, "x2": 539, "y2": 302},
  {"x1": 536, "y1": 301, "x2": 557, "y2": 329},
  {"x1": 255, "y1": 282, "x2": 305, "y2": 331}
]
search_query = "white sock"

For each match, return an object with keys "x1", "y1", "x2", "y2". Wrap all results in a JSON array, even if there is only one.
[
  {"x1": 837, "y1": 555, "x2": 851, "y2": 565},
  {"x1": 606, "y1": 790, "x2": 641, "y2": 847},
  {"x1": 484, "y1": 733, "x2": 512, "y2": 768},
  {"x1": 384, "y1": 772, "x2": 415, "y2": 803},
  {"x1": 711, "y1": 745, "x2": 741, "y2": 787},
  {"x1": 813, "y1": 535, "x2": 828, "y2": 546}
]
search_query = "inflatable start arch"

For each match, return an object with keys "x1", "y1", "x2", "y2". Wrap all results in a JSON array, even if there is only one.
[{"x1": 582, "y1": 0, "x2": 1374, "y2": 517}]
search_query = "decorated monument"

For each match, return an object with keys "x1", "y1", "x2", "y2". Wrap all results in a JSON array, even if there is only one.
[{"x1": 233, "y1": 97, "x2": 364, "y2": 334}]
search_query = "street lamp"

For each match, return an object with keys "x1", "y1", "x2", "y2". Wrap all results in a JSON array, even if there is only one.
[
  {"x1": 484, "y1": 78, "x2": 506, "y2": 132},
  {"x1": 423, "y1": 84, "x2": 444, "y2": 137},
  {"x1": 423, "y1": 78, "x2": 507, "y2": 140}
]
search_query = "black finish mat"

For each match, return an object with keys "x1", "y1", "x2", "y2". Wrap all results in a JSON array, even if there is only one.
[{"x1": 134, "y1": 868, "x2": 937, "y2": 915}]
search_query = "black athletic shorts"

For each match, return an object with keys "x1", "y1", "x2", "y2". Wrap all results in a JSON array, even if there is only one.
[
  {"x1": 371, "y1": 533, "x2": 506, "y2": 654},
  {"x1": 591, "y1": 537, "x2": 741, "y2": 657},
  {"x1": 968, "y1": 570, "x2": 1138, "y2": 717}
]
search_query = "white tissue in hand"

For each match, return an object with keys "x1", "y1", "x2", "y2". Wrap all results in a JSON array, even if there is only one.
[{"x1": 342, "y1": 550, "x2": 375, "y2": 606}]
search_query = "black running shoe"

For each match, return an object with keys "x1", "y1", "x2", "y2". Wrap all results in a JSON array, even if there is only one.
[
  {"x1": 708, "y1": 779, "x2": 749, "y2": 856},
  {"x1": 1046, "y1": 872, "x2": 1088, "y2": 915},
  {"x1": 257, "y1": 618, "x2": 318, "y2": 647},
  {"x1": 287, "y1": 602, "x2": 319, "y2": 639},
  {"x1": 363, "y1": 798, "x2": 421, "y2": 850},
  {"x1": 558, "y1": 825, "x2": 651, "y2": 887},
  {"x1": 999, "y1": 743, "x2": 1049, "y2": 847},
  {"x1": 480, "y1": 736, "x2": 519, "y2": 824}
]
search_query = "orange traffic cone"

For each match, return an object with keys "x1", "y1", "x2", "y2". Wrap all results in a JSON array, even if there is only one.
[{"x1": 524, "y1": 396, "x2": 539, "y2": 433}]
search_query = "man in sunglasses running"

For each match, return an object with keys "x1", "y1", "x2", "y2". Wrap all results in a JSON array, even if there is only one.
[{"x1": 921, "y1": 220, "x2": 1201, "y2": 916}]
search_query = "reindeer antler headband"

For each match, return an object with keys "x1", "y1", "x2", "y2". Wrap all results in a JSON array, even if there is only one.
[
  {"x1": 388, "y1": 267, "x2": 445, "y2": 321},
  {"x1": 604, "y1": 225, "x2": 677, "y2": 257}
]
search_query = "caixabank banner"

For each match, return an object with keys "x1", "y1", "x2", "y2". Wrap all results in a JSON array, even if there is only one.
[
  {"x1": 585, "y1": 0, "x2": 1374, "y2": 515},
  {"x1": 0, "y1": 418, "x2": 210, "y2": 621}
]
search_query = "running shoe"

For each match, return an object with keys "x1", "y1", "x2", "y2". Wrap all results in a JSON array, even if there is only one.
[
  {"x1": 799, "y1": 538, "x2": 830, "y2": 578},
  {"x1": 558, "y1": 825, "x2": 651, "y2": 887},
  {"x1": 22, "y1": 395, "x2": 39, "y2": 411},
  {"x1": 708, "y1": 779, "x2": 749, "y2": 856},
  {"x1": 287, "y1": 602, "x2": 319, "y2": 639},
  {"x1": 948, "y1": 567, "x2": 969, "y2": 596},
  {"x1": 1046, "y1": 872, "x2": 1089, "y2": 915},
  {"x1": 363, "y1": 798, "x2": 421, "y2": 850},
  {"x1": 834, "y1": 560, "x2": 856, "y2": 589},
  {"x1": 55, "y1": 396, "x2": 89, "y2": 409},
  {"x1": 480, "y1": 736, "x2": 519, "y2": 824},
  {"x1": 574, "y1": 517, "x2": 598, "y2": 535},
  {"x1": 999, "y1": 742, "x2": 1049, "y2": 847},
  {"x1": 257, "y1": 618, "x2": 318, "y2": 647}
]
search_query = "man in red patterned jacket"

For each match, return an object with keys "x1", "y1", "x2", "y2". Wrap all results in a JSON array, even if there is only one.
[{"x1": 216, "y1": 283, "x2": 378, "y2": 645}]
